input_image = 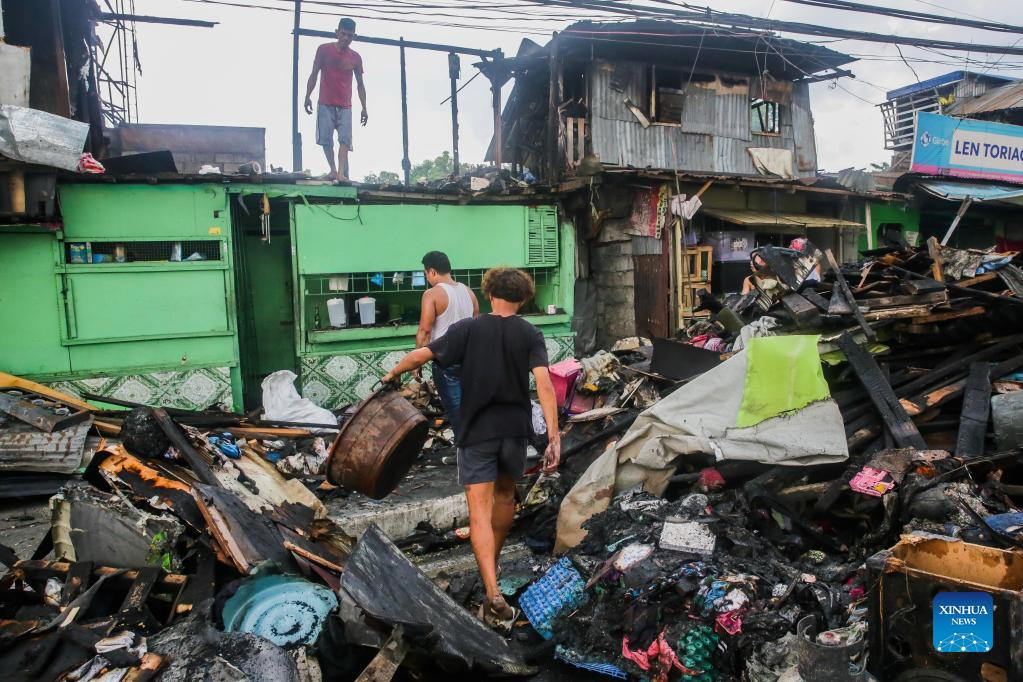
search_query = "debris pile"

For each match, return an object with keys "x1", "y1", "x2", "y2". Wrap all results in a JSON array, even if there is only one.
[
  {"x1": 481, "y1": 240, "x2": 1023, "y2": 680},
  {"x1": 1, "y1": 240, "x2": 1022, "y2": 681}
]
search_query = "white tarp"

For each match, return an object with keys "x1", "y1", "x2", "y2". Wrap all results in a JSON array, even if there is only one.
[
  {"x1": 747, "y1": 147, "x2": 796, "y2": 179},
  {"x1": 555, "y1": 343, "x2": 848, "y2": 552},
  {"x1": 0, "y1": 104, "x2": 89, "y2": 170}
]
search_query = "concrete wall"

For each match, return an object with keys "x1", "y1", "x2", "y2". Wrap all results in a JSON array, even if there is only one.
[
  {"x1": 109, "y1": 124, "x2": 265, "y2": 174},
  {"x1": 592, "y1": 232, "x2": 637, "y2": 350}
]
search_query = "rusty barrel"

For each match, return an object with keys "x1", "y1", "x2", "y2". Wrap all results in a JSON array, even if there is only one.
[{"x1": 326, "y1": 385, "x2": 429, "y2": 499}]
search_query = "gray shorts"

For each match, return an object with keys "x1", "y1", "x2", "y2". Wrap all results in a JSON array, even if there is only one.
[
  {"x1": 316, "y1": 104, "x2": 353, "y2": 149},
  {"x1": 457, "y1": 437, "x2": 527, "y2": 486}
]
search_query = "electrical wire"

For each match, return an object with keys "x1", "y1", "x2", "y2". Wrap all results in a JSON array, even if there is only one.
[{"x1": 163, "y1": 0, "x2": 1023, "y2": 78}]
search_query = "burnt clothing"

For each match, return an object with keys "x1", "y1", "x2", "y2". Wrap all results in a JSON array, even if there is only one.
[{"x1": 427, "y1": 314, "x2": 548, "y2": 447}]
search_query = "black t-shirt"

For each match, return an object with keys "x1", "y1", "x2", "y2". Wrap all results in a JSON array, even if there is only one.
[{"x1": 427, "y1": 314, "x2": 549, "y2": 447}]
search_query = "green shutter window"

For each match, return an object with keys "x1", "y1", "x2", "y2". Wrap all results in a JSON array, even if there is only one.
[{"x1": 526, "y1": 206, "x2": 559, "y2": 266}]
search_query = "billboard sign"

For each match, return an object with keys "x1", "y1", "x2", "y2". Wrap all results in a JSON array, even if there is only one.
[{"x1": 911, "y1": 111, "x2": 1023, "y2": 184}]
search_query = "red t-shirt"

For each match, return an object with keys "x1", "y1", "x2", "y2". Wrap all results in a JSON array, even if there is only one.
[{"x1": 316, "y1": 43, "x2": 363, "y2": 108}]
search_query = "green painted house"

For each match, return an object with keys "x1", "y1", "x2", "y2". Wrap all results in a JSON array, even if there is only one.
[{"x1": 0, "y1": 181, "x2": 576, "y2": 411}]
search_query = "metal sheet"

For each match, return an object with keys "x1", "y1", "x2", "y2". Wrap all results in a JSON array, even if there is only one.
[
  {"x1": 702, "y1": 208, "x2": 864, "y2": 229},
  {"x1": 949, "y1": 81, "x2": 1023, "y2": 116},
  {"x1": 0, "y1": 104, "x2": 88, "y2": 170},
  {"x1": 589, "y1": 62, "x2": 811, "y2": 176},
  {"x1": 0, "y1": 419, "x2": 91, "y2": 473},
  {"x1": 918, "y1": 180, "x2": 1023, "y2": 203}
]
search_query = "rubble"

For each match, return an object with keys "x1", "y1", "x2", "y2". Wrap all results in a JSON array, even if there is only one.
[{"x1": 1, "y1": 240, "x2": 1022, "y2": 681}]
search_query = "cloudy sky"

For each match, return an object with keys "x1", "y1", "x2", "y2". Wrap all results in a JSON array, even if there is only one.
[{"x1": 113, "y1": 0, "x2": 1023, "y2": 179}]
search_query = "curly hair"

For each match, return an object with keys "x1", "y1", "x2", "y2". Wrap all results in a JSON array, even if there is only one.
[{"x1": 481, "y1": 267, "x2": 535, "y2": 304}]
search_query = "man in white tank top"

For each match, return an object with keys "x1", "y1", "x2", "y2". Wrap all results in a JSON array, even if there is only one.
[{"x1": 417, "y1": 251, "x2": 479, "y2": 443}]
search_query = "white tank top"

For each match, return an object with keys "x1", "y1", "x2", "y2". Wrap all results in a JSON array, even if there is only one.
[{"x1": 431, "y1": 282, "x2": 474, "y2": 341}]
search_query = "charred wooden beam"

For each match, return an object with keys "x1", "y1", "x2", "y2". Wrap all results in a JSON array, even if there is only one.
[{"x1": 838, "y1": 333, "x2": 926, "y2": 449}]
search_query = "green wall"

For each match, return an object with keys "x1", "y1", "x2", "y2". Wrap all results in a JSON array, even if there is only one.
[
  {"x1": 1, "y1": 183, "x2": 576, "y2": 411},
  {"x1": 862, "y1": 201, "x2": 921, "y2": 252},
  {"x1": 1, "y1": 185, "x2": 243, "y2": 410},
  {"x1": 0, "y1": 231, "x2": 70, "y2": 375}
]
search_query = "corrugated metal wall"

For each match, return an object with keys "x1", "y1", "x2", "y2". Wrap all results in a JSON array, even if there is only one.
[{"x1": 588, "y1": 60, "x2": 817, "y2": 177}]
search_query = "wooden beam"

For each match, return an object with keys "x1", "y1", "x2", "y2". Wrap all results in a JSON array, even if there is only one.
[
  {"x1": 151, "y1": 408, "x2": 219, "y2": 486},
  {"x1": 839, "y1": 333, "x2": 927, "y2": 449},
  {"x1": 781, "y1": 292, "x2": 822, "y2": 328},
  {"x1": 956, "y1": 272, "x2": 999, "y2": 288},
  {"x1": 955, "y1": 362, "x2": 992, "y2": 458},
  {"x1": 825, "y1": 249, "x2": 875, "y2": 341},
  {"x1": 927, "y1": 236, "x2": 944, "y2": 283},
  {"x1": 911, "y1": 305, "x2": 986, "y2": 324},
  {"x1": 856, "y1": 291, "x2": 947, "y2": 309}
]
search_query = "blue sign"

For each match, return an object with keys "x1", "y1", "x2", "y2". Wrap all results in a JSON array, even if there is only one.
[
  {"x1": 912, "y1": 111, "x2": 1023, "y2": 184},
  {"x1": 932, "y1": 591, "x2": 993, "y2": 653}
]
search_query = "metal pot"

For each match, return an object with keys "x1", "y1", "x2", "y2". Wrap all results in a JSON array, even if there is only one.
[{"x1": 326, "y1": 384, "x2": 429, "y2": 499}]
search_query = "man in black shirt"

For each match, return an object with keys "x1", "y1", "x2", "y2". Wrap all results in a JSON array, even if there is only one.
[{"x1": 383, "y1": 268, "x2": 560, "y2": 628}]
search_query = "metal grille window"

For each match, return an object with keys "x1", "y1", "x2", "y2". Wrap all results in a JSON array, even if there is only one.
[
  {"x1": 64, "y1": 240, "x2": 222, "y2": 264},
  {"x1": 751, "y1": 99, "x2": 781, "y2": 134}
]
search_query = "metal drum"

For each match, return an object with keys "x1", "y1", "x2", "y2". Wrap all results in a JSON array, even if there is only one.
[{"x1": 326, "y1": 385, "x2": 429, "y2": 499}]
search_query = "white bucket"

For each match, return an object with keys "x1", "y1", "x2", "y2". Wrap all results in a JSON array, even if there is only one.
[
  {"x1": 326, "y1": 298, "x2": 347, "y2": 327},
  {"x1": 357, "y1": 296, "x2": 376, "y2": 325}
]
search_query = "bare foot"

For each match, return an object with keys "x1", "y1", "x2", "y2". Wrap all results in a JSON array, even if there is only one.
[{"x1": 336, "y1": 174, "x2": 349, "y2": 182}]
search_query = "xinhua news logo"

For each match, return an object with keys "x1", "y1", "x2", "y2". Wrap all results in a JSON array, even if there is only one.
[{"x1": 932, "y1": 592, "x2": 993, "y2": 653}]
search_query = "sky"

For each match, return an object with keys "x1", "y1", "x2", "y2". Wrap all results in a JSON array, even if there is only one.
[{"x1": 108, "y1": 0, "x2": 1023, "y2": 180}]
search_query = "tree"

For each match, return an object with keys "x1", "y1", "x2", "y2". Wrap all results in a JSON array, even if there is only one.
[
  {"x1": 361, "y1": 170, "x2": 401, "y2": 185},
  {"x1": 362, "y1": 151, "x2": 482, "y2": 184}
]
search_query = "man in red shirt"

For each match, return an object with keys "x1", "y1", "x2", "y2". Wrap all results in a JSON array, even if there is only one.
[{"x1": 304, "y1": 18, "x2": 367, "y2": 181}]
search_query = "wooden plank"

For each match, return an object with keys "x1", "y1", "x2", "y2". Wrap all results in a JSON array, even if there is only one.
[
  {"x1": 283, "y1": 540, "x2": 344, "y2": 573},
  {"x1": 120, "y1": 566, "x2": 161, "y2": 613},
  {"x1": 172, "y1": 545, "x2": 214, "y2": 620},
  {"x1": 957, "y1": 272, "x2": 999, "y2": 288},
  {"x1": 151, "y1": 408, "x2": 219, "y2": 486},
  {"x1": 801, "y1": 288, "x2": 830, "y2": 312},
  {"x1": 855, "y1": 291, "x2": 947, "y2": 309},
  {"x1": 781, "y1": 292, "x2": 821, "y2": 328},
  {"x1": 355, "y1": 627, "x2": 407, "y2": 682},
  {"x1": 927, "y1": 236, "x2": 944, "y2": 283},
  {"x1": 825, "y1": 250, "x2": 875, "y2": 340},
  {"x1": 863, "y1": 304, "x2": 934, "y2": 321},
  {"x1": 955, "y1": 362, "x2": 992, "y2": 458},
  {"x1": 911, "y1": 305, "x2": 986, "y2": 324},
  {"x1": 838, "y1": 333, "x2": 926, "y2": 449}
]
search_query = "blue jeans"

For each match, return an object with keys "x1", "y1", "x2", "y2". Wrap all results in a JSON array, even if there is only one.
[{"x1": 433, "y1": 362, "x2": 462, "y2": 443}]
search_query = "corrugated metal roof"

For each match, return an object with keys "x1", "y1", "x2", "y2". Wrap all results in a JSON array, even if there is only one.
[
  {"x1": 947, "y1": 80, "x2": 1023, "y2": 116},
  {"x1": 702, "y1": 208, "x2": 865, "y2": 229},
  {"x1": 886, "y1": 71, "x2": 1015, "y2": 101},
  {"x1": 918, "y1": 180, "x2": 1023, "y2": 203}
]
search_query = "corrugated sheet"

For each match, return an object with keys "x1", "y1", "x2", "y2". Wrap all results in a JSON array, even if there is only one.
[
  {"x1": 702, "y1": 208, "x2": 864, "y2": 229},
  {"x1": 789, "y1": 82, "x2": 818, "y2": 175},
  {"x1": 589, "y1": 61, "x2": 816, "y2": 177},
  {"x1": 947, "y1": 81, "x2": 1023, "y2": 116},
  {"x1": 680, "y1": 84, "x2": 751, "y2": 139},
  {"x1": 918, "y1": 180, "x2": 1023, "y2": 203},
  {"x1": 590, "y1": 61, "x2": 647, "y2": 123}
]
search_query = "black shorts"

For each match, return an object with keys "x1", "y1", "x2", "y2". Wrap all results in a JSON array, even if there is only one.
[{"x1": 457, "y1": 437, "x2": 527, "y2": 486}]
